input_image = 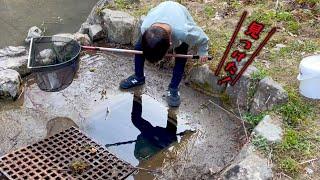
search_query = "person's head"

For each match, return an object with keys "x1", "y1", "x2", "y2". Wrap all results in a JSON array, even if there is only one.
[{"x1": 141, "y1": 26, "x2": 170, "y2": 63}]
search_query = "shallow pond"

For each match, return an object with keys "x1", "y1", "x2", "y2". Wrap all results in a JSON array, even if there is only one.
[{"x1": 0, "y1": 0, "x2": 97, "y2": 48}]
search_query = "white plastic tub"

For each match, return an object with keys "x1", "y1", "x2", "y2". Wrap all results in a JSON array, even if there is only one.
[{"x1": 297, "y1": 55, "x2": 320, "y2": 99}]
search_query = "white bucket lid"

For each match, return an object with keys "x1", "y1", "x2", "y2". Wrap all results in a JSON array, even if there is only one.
[{"x1": 297, "y1": 54, "x2": 320, "y2": 81}]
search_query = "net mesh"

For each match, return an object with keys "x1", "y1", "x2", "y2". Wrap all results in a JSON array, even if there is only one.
[
  {"x1": 29, "y1": 36, "x2": 80, "y2": 68},
  {"x1": 28, "y1": 36, "x2": 81, "y2": 92}
]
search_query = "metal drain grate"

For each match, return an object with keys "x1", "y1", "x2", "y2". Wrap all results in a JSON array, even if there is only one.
[{"x1": 0, "y1": 127, "x2": 135, "y2": 180}]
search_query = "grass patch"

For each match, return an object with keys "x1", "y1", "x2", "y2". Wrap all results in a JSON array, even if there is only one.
[
  {"x1": 204, "y1": 5, "x2": 215, "y2": 18},
  {"x1": 248, "y1": 10, "x2": 276, "y2": 25},
  {"x1": 287, "y1": 21, "x2": 301, "y2": 34},
  {"x1": 243, "y1": 112, "x2": 265, "y2": 126},
  {"x1": 252, "y1": 135, "x2": 271, "y2": 153},
  {"x1": 279, "y1": 157, "x2": 300, "y2": 174},
  {"x1": 278, "y1": 128, "x2": 314, "y2": 156},
  {"x1": 276, "y1": 88, "x2": 313, "y2": 126},
  {"x1": 108, "y1": 0, "x2": 131, "y2": 10},
  {"x1": 271, "y1": 87, "x2": 318, "y2": 176},
  {"x1": 248, "y1": 8, "x2": 302, "y2": 34},
  {"x1": 251, "y1": 69, "x2": 268, "y2": 81}
]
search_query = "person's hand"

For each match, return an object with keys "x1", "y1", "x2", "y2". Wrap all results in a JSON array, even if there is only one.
[{"x1": 199, "y1": 56, "x2": 208, "y2": 63}]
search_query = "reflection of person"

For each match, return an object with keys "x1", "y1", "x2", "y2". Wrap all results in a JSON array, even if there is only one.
[
  {"x1": 131, "y1": 94, "x2": 178, "y2": 161},
  {"x1": 120, "y1": 1, "x2": 209, "y2": 107}
]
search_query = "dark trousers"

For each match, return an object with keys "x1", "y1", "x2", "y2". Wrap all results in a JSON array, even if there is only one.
[{"x1": 134, "y1": 40, "x2": 189, "y2": 89}]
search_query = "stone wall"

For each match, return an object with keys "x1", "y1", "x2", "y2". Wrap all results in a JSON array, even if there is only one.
[{"x1": 188, "y1": 64, "x2": 288, "y2": 115}]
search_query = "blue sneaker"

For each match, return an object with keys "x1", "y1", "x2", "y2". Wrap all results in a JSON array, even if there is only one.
[
  {"x1": 167, "y1": 87, "x2": 181, "y2": 107},
  {"x1": 120, "y1": 75, "x2": 145, "y2": 89}
]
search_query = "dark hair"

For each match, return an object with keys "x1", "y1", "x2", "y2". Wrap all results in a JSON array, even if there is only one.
[{"x1": 141, "y1": 26, "x2": 170, "y2": 63}]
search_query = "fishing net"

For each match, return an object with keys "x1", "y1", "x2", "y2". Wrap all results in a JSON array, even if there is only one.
[{"x1": 28, "y1": 36, "x2": 81, "y2": 92}]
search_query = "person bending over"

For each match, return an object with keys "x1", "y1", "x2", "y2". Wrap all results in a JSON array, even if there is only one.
[{"x1": 120, "y1": 1, "x2": 209, "y2": 107}]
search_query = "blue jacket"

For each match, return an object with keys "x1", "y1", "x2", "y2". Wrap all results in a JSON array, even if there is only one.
[{"x1": 141, "y1": 1, "x2": 209, "y2": 56}]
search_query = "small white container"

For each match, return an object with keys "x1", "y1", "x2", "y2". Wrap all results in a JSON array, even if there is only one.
[{"x1": 297, "y1": 55, "x2": 320, "y2": 99}]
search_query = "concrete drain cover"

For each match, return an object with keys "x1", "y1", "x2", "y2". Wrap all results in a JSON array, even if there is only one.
[{"x1": 0, "y1": 127, "x2": 135, "y2": 180}]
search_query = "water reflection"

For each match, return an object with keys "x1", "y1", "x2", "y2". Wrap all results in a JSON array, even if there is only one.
[
  {"x1": 125, "y1": 94, "x2": 177, "y2": 161},
  {"x1": 84, "y1": 92, "x2": 190, "y2": 166}
]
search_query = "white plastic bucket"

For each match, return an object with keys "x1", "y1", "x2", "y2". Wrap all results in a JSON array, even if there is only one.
[{"x1": 297, "y1": 55, "x2": 320, "y2": 99}]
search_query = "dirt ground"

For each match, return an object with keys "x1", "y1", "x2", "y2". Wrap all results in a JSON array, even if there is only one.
[{"x1": 0, "y1": 52, "x2": 246, "y2": 179}]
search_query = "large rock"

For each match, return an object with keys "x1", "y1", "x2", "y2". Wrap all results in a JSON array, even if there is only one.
[
  {"x1": 250, "y1": 77, "x2": 288, "y2": 115},
  {"x1": 221, "y1": 142, "x2": 273, "y2": 179},
  {"x1": 226, "y1": 66, "x2": 259, "y2": 111},
  {"x1": 85, "y1": 0, "x2": 110, "y2": 25},
  {"x1": 188, "y1": 64, "x2": 226, "y2": 93},
  {"x1": 222, "y1": 153, "x2": 273, "y2": 180},
  {"x1": 0, "y1": 69, "x2": 22, "y2": 100},
  {"x1": 88, "y1": 24, "x2": 105, "y2": 41},
  {"x1": 0, "y1": 46, "x2": 26, "y2": 57},
  {"x1": 0, "y1": 46, "x2": 30, "y2": 76},
  {"x1": 253, "y1": 115, "x2": 283, "y2": 143},
  {"x1": 25, "y1": 26, "x2": 43, "y2": 43},
  {"x1": 102, "y1": 9, "x2": 136, "y2": 44}
]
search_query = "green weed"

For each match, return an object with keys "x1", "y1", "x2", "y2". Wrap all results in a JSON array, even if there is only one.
[
  {"x1": 278, "y1": 128, "x2": 313, "y2": 156},
  {"x1": 114, "y1": 0, "x2": 130, "y2": 9},
  {"x1": 277, "y1": 88, "x2": 313, "y2": 126},
  {"x1": 252, "y1": 135, "x2": 271, "y2": 153},
  {"x1": 204, "y1": 6, "x2": 215, "y2": 18},
  {"x1": 279, "y1": 157, "x2": 300, "y2": 174},
  {"x1": 251, "y1": 69, "x2": 268, "y2": 81},
  {"x1": 243, "y1": 113, "x2": 265, "y2": 126},
  {"x1": 287, "y1": 21, "x2": 301, "y2": 34}
]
